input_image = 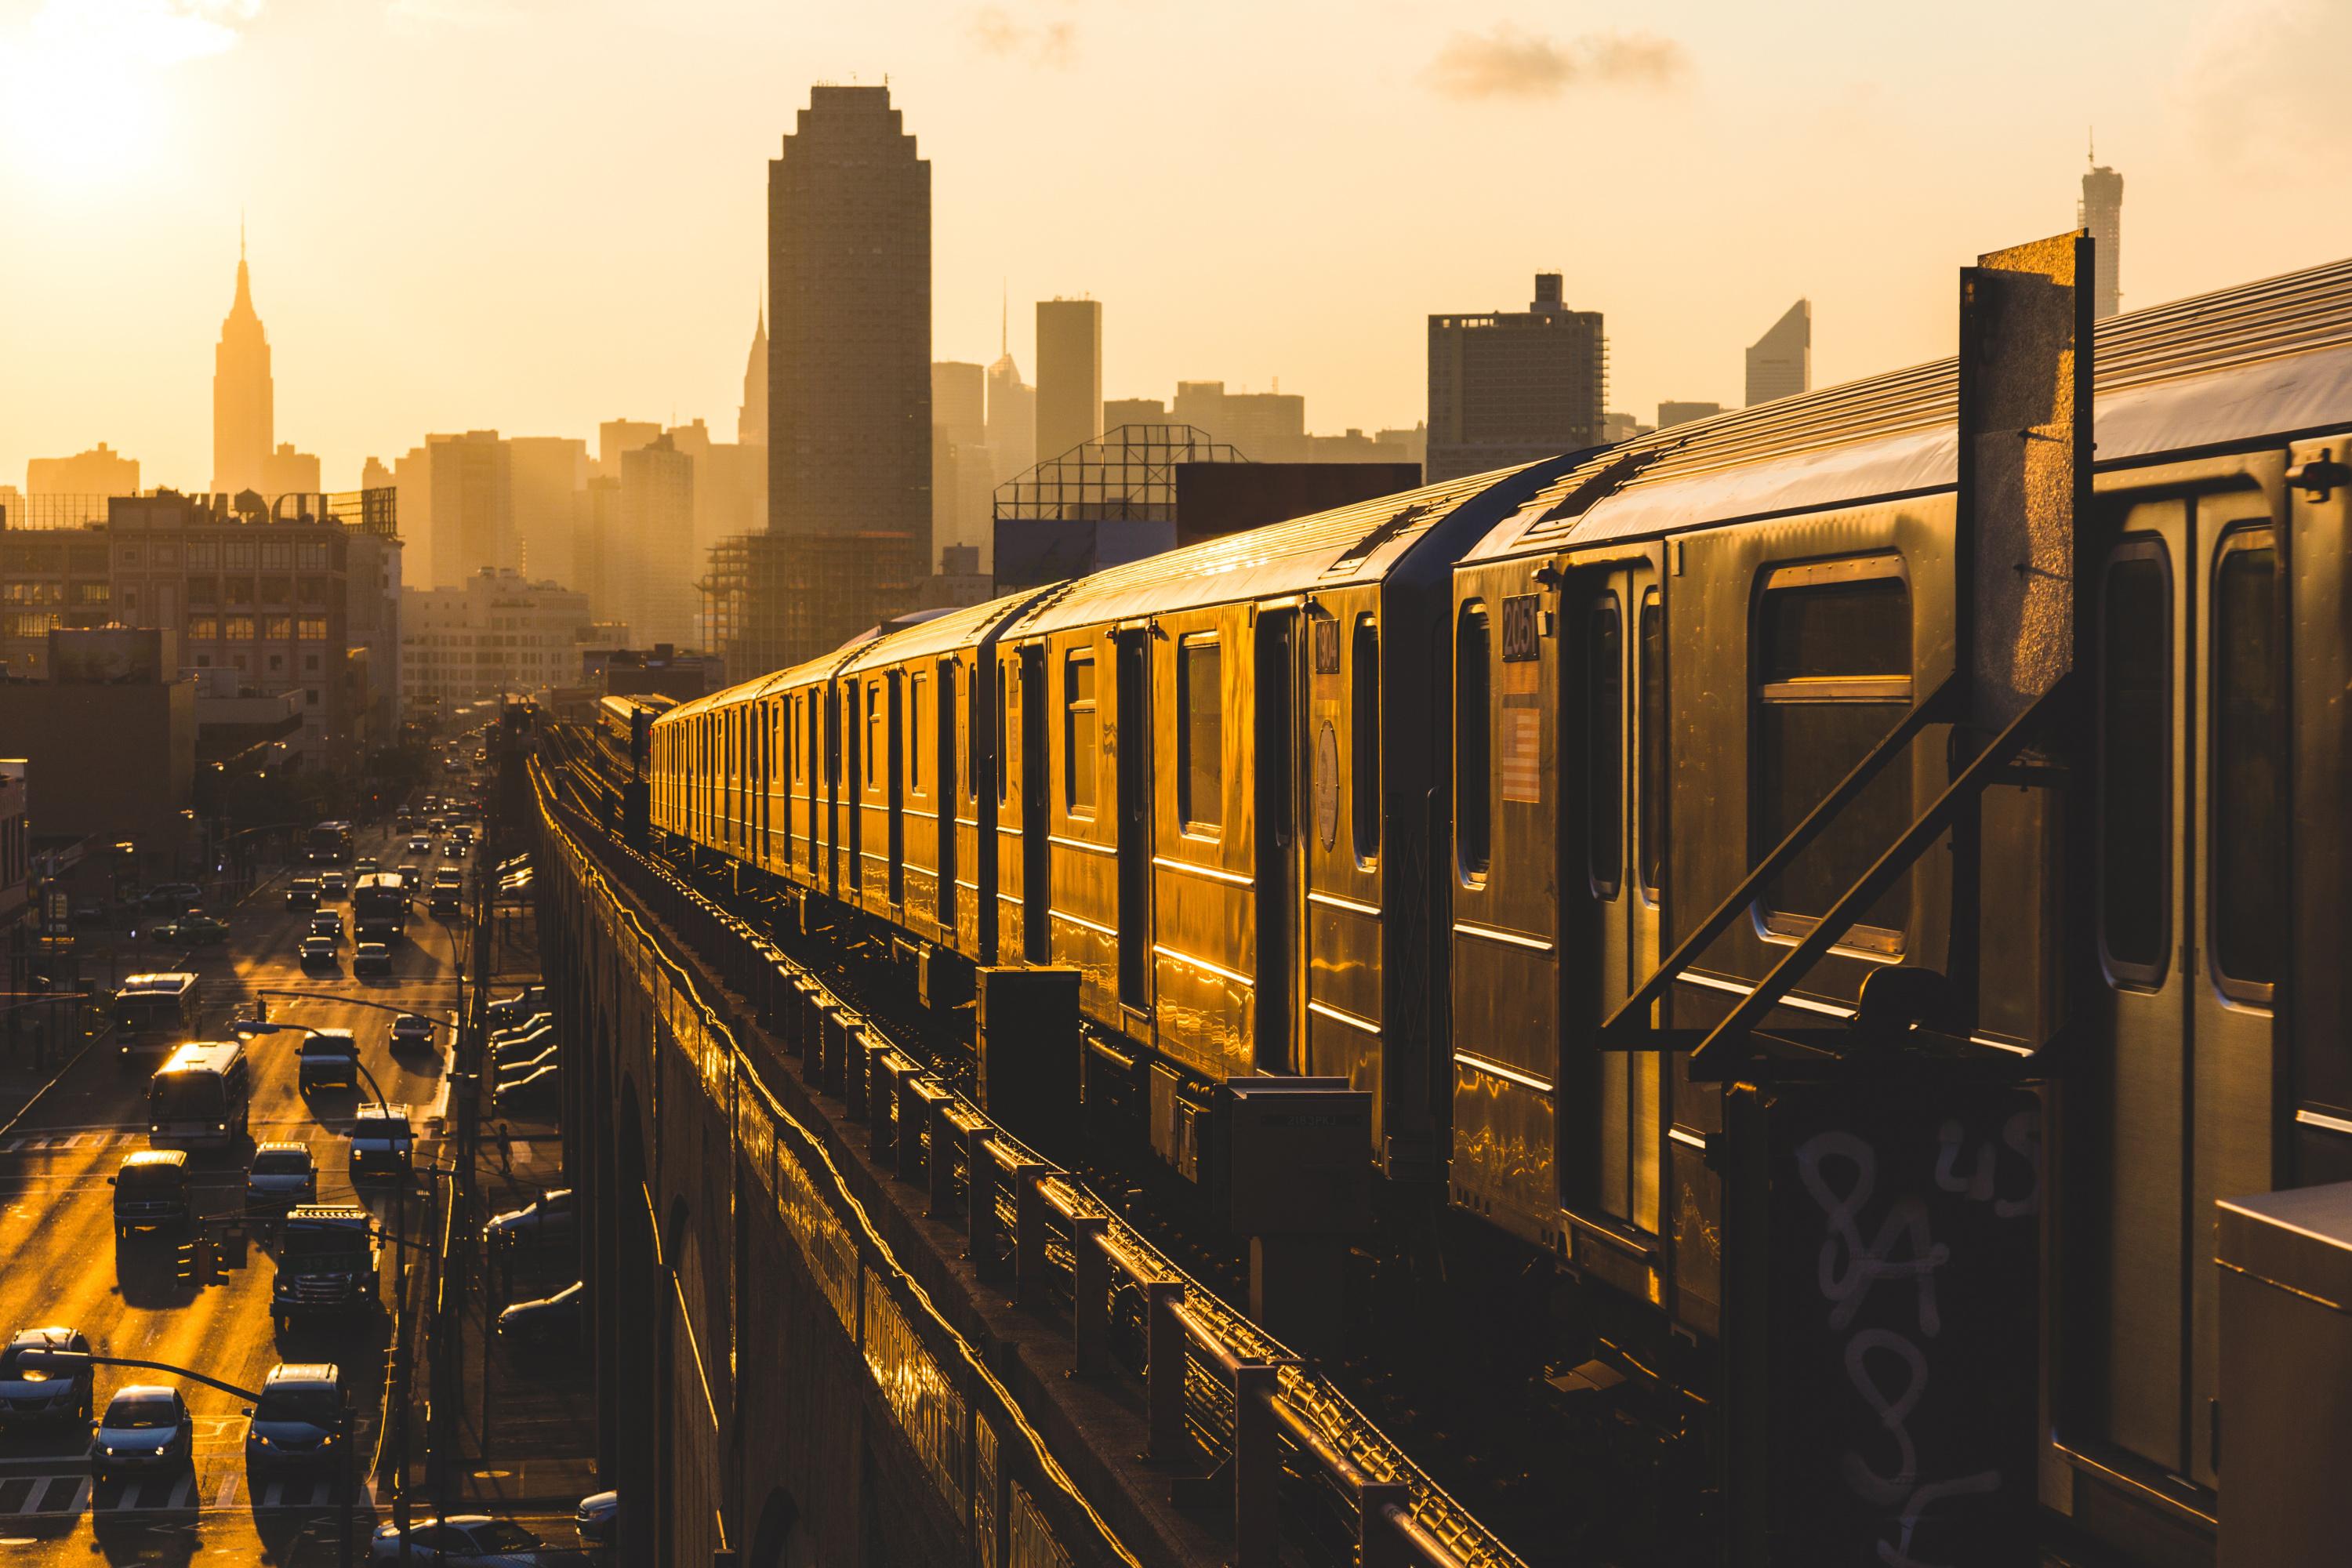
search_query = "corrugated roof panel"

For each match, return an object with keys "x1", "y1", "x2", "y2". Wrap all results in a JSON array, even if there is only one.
[{"x1": 1469, "y1": 255, "x2": 2352, "y2": 562}]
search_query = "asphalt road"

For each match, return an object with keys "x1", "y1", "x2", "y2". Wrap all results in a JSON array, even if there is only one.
[{"x1": 0, "y1": 820, "x2": 480, "y2": 1566}]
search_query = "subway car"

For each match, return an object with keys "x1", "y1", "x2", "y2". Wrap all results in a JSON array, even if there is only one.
[{"x1": 648, "y1": 256, "x2": 2352, "y2": 1559}]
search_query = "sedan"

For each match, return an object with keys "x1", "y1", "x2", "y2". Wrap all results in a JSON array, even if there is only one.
[
  {"x1": 485, "y1": 1190, "x2": 575, "y2": 1250},
  {"x1": 354, "y1": 942, "x2": 393, "y2": 977},
  {"x1": 0, "y1": 1327, "x2": 93, "y2": 1428},
  {"x1": 408, "y1": 836, "x2": 432, "y2": 854},
  {"x1": 495, "y1": 1063, "x2": 561, "y2": 1115},
  {"x1": 91, "y1": 1385, "x2": 193, "y2": 1484},
  {"x1": 495, "y1": 1283, "x2": 584, "y2": 1349},
  {"x1": 246, "y1": 1143, "x2": 319, "y2": 1210},
  {"x1": 575, "y1": 1490, "x2": 617, "y2": 1549},
  {"x1": 445, "y1": 841, "x2": 469, "y2": 860},
  {"x1": 299, "y1": 935, "x2": 340, "y2": 970},
  {"x1": 495, "y1": 1044, "x2": 558, "y2": 1087},
  {"x1": 161, "y1": 913, "x2": 231, "y2": 945},
  {"x1": 368, "y1": 1515, "x2": 590, "y2": 1565},
  {"x1": 391, "y1": 1013, "x2": 437, "y2": 1050},
  {"x1": 309, "y1": 912, "x2": 344, "y2": 940}
]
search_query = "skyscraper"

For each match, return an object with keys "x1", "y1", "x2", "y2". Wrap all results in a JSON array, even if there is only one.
[
  {"x1": 1744, "y1": 299, "x2": 1811, "y2": 408},
  {"x1": 212, "y1": 233, "x2": 273, "y2": 498},
  {"x1": 1035, "y1": 298, "x2": 1102, "y2": 463},
  {"x1": 986, "y1": 321, "x2": 1036, "y2": 488},
  {"x1": 1426, "y1": 273, "x2": 1606, "y2": 481},
  {"x1": 2080, "y1": 151, "x2": 2124, "y2": 320},
  {"x1": 425, "y1": 431, "x2": 514, "y2": 588},
  {"x1": 768, "y1": 85, "x2": 931, "y2": 552},
  {"x1": 738, "y1": 308, "x2": 768, "y2": 447}
]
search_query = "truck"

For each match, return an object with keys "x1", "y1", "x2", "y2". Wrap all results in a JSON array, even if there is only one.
[
  {"x1": 351, "y1": 873, "x2": 408, "y2": 943},
  {"x1": 271, "y1": 1206, "x2": 382, "y2": 1327},
  {"x1": 429, "y1": 867, "x2": 465, "y2": 916}
]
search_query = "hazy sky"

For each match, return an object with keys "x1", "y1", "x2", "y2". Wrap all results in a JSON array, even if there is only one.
[{"x1": 2, "y1": 0, "x2": 2347, "y2": 494}]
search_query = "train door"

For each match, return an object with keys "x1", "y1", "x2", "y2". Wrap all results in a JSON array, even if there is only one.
[
  {"x1": 1020, "y1": 645, "x2": 1051, "y2": 962},
  {"x1": 1571, "y1": 561, "x2": 1666, "y2": 1236},
  {"x1": 1254, "y1": 605, "x2": 1304, "y2": 1073},
  {"x1": 1116, "y1": 629, "x2": 1152, "y2": 1011},
  {"x1": 2085, "y1": 472, "x2": 2281, "y2": 1494}
]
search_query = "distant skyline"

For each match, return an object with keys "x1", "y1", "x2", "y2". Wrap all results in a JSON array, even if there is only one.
[{"x1": 2, "y1": 0, "x2": 2347, "y2": 493}]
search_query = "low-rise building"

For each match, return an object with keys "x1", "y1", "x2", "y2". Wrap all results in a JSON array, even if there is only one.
[
  {"x1": 0, "y1": 630, "x2": 195, "y2": 886},
  {"x1": 401, "y1": 568, "x2": 593, "y2": 717}
]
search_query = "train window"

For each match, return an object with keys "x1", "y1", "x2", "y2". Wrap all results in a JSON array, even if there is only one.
[
  {"x1": 1065, "y1": 651, "x2": 1097, "y2": 815},
  {"x1": 1457, "y1": 601, "x2": 1491, "y2": 882},
  {"x1": 2100, "y1": 546, "x2": 2170, "y2": 982},
  {"x1": 2211, "y1": 532, "x2": 2280, "y2": 995},
  {"x1": 866, "y1": 682, "x2": 882, "y2": 789},
  {"x1": 996, "y1": 660, "x2": 1011, "y2": 805},
  {"x1": 1178, "y1": 636, "x2": 1222, "y2": 833},
  {"x1": 1588, "y1": 596, "x2": 1624, "y2": 899},
  {"x1": 1351, "y1": 616, "x2": 1379, "y2": 864},
  {"x1": 909, "y1": 675, "x2": 926, "y2": 794},
  {"x1": 1753, "y1": 561, "x2": 1911, "y2": 951},
  {"x1": 967, "y1": 662, "x2": 982, "y2": 802},
  {"x1": 1639, "y1": 592, "x2": 1664, "y2": 896}
]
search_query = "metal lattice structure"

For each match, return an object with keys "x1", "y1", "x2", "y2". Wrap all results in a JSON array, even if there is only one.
[{"x1": 992, "y1": 423, "x2": 1247, "y2": 524}]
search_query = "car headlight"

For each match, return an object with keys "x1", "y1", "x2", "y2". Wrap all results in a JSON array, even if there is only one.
[
  {"x1": 252, "y1": 1433, "x2": 270, "y2": 1446},
  {"x1": 318, "y1": 1433, "x2": 335, "y2": 1445},
  {"x1": 103, "y1": 1446, "x2": 116, "y2": 1456}
]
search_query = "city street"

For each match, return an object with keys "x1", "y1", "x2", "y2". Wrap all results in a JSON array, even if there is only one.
[{"x1": 0, "y1": 822, "x2": 470, "y2": 1566}]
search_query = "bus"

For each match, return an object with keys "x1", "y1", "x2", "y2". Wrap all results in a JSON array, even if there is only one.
[
  {"x1": 147, "y1": 1040, "x2": 252, "y2": 1149},
  {"x1": 113, "y1": 973, "x2": 201, "y2": 1063},
  {"x1": 352, "y1": 873, "x2": 409, "y2": 942},
  {"x1": 305, "y1": 821, "x2": 355, "y2": 866}
]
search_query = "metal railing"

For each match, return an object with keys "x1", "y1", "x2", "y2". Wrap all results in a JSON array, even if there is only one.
[{"x1": 532, "y1": 744, "x2": 1528, "y2": 1568}]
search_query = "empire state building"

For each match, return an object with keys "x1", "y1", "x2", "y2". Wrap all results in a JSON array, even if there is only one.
[{"x1": 212, "y1": 236, "x2": 273, "y2": 496}]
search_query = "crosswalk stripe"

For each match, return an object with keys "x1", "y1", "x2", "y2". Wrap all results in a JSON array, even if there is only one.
[
  {"x1": 214, "y1": 1472, "x2": 238, "y2": 1509},
  {"x1": 0, "y1": 1471, "x2": 377, "y2": 1515}
]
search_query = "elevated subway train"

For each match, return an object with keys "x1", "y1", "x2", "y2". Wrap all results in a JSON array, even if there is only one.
[{"x1": 644, "y1": 256, "x2": 2352, "y2": 1560}]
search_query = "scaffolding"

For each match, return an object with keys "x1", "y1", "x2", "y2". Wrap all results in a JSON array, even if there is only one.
[
  {"x1": 993, "y1": 423, "x2": 1246, "y2": 524},
  {"x1": 699, "y1": 529, "x2": 925, "y2": 685}
]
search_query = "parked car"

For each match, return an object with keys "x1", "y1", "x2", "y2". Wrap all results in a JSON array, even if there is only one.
[
  {"x1": 90, "y1": 1385, "x2": 193, "y2": 1484},
  {"x1": 491, "y1": 1025, "x2": 554, "y2": 1068},
  {"x1": 298, "y1": 1029, "x2": 361, "y2": 1091},
  {"x1": 369, "y1": 1515, "x2": 590, "y2": 1565},
  {"x1": 354, "y1": 942, "x2": 393, "y2": 977},
  {"x1": 484, "y1": 988, "x2": 547, "y2": 1032},
  {"x1": 495, "y1": 1063, "x2": 561, "y2": 1116},
  {"x1": 299, "y1": 935, "x2": 340, "y2": 970},
  {"x1": 71, "y1": 897, "x2": 113, "y2": 926},
  {"x1": 485, "y1": 1190, "x2": 575, "y2": 1250},
  {"x1": 495, "y1": 1282, "x2": 583, "y2": 1348},
  {"x1": 141, "y1": 883, "x2": 203, "y2": 915},
  {"x1": 574, "y1": 1490, "x2": 617, "y2": 1549},
  {"x1": 244, "y1": 1363, "x2": 347, "y2": 1479},
  {"x1": 246, "y1": 1142, "x2": 319, "y2": 1210},
  {"x1": 111, "y1": 1149, "x2": 193, "y2": 1237},
  {"x1": 285, "y1": 877, "x2": 322, "y2": 910},
  {"x1": 349, "y1": 1104, "x2": 414, "y2": 1181},
  {"x1": 390, "y1": 1013, "x2": 437, "y2": 1051},
  {"x1": 0, "y1": 1327, "x2": 94, "y2": 1428},
  {"x1": 155, "y1": 912, "x2": 230, "y2": 945},
  {"x1": 495, "y1": 1046, "x2": 559, "y2": 1090}
]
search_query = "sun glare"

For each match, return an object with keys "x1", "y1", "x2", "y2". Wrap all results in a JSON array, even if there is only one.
[{"x1": 0, "y1": 1, "x2": 250, "y2": 187}]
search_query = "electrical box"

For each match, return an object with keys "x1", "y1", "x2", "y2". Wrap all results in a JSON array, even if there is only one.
[
  {"x1": 2216, "y1": 1181, "x2": 2352, "y2": 1568},
  {"x1": 975, "y1": 967, "x2": 1080, "y2": 1157},
  {"x1": 1222, "y1": 1076, "x2": 1370, "y2": 1236}
]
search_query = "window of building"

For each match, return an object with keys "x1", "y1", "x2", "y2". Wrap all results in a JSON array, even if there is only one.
[
  {"x1": 187, "y1": 575, "x2": 216, "y2": 604},
  {"x1": 187, "y1": 615, "x2": 218, "y2": 641},
  {"x1": 299, "y1": 617, "x2": 326, "y2": 640},
  {"x1": 225, "y1": 615, "x2": 256, "y2": 641},
  {"x1": 304, "y1": 654, "x2": 320, "y2": 673},
  {"x1": 262, "y1": 576, "x2": 291, "y2": 604},
  {"x1": 268, "y1": 655, "x2": 285, "y2": 673},
  {"x1": 76, "y1": 583, "x2": 107, "y2": 605},
  {"x1": 1350, "y1": 617, "x2": 1381, "y2": 863},
  {"x1": 1753, "y1": 559, "x2": 1912, "y2": 951},
  {"x1": 1178, "y1": 636, "x2": 1221, "y2": 832},
  {"x1": 1064, "y1": 651, "x2": 1097, "y2": 815},
  {"x1": 2210, "y1": 531, "x2": 2280, "y2": 996},
  {"x1": 1457, "y1": 602, "x2": 1491, "y2": 881},
  {"x1": 264, "y1": 615, "x2": 292, "y2": 641},
  {"x1": 305, "y1": 688, "x2": 319, "y2": 706}
]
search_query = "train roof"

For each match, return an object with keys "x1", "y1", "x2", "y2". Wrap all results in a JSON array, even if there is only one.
[
  {"x1": 1001, "y1": 457, "x2": 1582, "y2": 638},
  {"x1": 1466, "y1": 254, "x2": 2352, "y2": 564},
  {"x1": 835, "y1": 583, "x2": 1067, "y2": 675}
]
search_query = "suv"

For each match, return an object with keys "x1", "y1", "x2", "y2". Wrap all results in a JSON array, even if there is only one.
[
  {"x1": 110, "y1": 1149, "x2": 192, "y2": 1237},
  {"x1": 0, "y1": 1327, "x2": 95, "y2": 1428},
  {"x1": 319, "y1": 871, "x2": 350, "y2": 898},
  {"x1": 349, "y1": 1105, "x2": 413, "y2": 1181},
  {"x1": 272, "y1": 1207, "x2": 382, "y2": 1327},
  {"x1": 308, "y1": 912, "x2": 343, "y2": 941},
  {"x1": 141, "y1": 883, "x2": 203, "y2": 916},
  {"x1": 244, "y1": 1363, "x2": 347, "y2": 1479},
  {"x1": 285, "y1": 877, "x2": 322, "y2": 911},
  {"x1": 297, "y1": 1029, "x2": 361, "y2": 1091}
]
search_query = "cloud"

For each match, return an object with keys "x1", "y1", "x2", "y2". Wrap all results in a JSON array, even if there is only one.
[
  {"x1": 2177, "y1": 1, "x2": 2352, "y2": 165},
  {"x1": 387, "y1": 0, "x2": 524, "y2": 32},
  {"x1": 1428, "y1": 25, "x2": 1689, "y2": 101},
  {"x1": 967, "y1": 6, "x2": 1077, "y2": 69},
  {"x1": 23, "y1": 0, "x2": 260, "y2": 68}
]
